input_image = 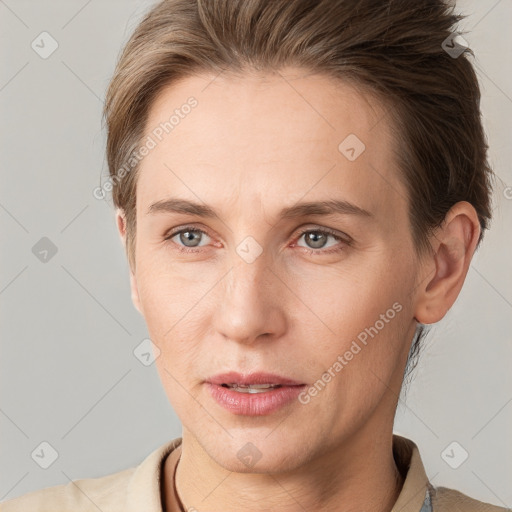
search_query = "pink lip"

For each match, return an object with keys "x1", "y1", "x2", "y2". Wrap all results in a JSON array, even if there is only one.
[
  {"x1": 205, "y1": 371, "x2": 304, "y2": 386},
  {"x1": 204, "y1": 372, "x2": 306, "y2": 416},
  {"x1": 206, "y1": 383, "x2": 306, "y2": 415}
]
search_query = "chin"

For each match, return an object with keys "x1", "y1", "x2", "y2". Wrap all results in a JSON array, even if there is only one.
[{"x1": 200, "y1": 433, "x2": 311, "y2": 474}]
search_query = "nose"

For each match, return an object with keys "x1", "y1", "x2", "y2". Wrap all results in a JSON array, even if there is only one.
[{"x1": 212, "y1": 249, "x2": 287, "y2": 346}]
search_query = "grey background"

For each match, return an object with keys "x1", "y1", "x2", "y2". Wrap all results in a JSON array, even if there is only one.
[{"x1": 1, "y1": 0, "x2": 510, "y2": 507}]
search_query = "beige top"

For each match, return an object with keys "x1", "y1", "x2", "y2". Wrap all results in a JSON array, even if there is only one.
[{"x1": 1, "y1": 434, "x2": 508, "y2": 511}]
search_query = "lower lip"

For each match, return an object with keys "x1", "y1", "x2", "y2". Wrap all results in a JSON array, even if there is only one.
[{"x1": 206, "y1": 383, "x2": 306, "y2": 415}]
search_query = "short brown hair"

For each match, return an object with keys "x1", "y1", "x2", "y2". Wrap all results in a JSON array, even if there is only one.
[{"x1": 103, "y1": 0, "x2": 494, "y2": 381}]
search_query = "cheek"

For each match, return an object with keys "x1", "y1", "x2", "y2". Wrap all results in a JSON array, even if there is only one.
[
  {"x1": 291, "y1": 258, "x2": 406, "y2": 331},
  {"x1": 290, "y1": 260, "x2": 412, "y2": 383},
  {"x1": 135, "y1": 253, "x2": 210, "y2": 328},
  {"x1": 135, "y1": 288, "x2": 192, "y2": 381}
]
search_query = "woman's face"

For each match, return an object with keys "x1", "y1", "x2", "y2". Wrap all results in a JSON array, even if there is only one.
[{"x1": 123, "y1": 68, "x2": 427, "y2": 471}]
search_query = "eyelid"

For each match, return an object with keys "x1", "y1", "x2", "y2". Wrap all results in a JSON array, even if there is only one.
[
  {"x1": 292, "y1": 225, "x2": 352, "y2": 244},
  {"x1": 164, "y1": 224, "x2": 209, "y2": 239}
]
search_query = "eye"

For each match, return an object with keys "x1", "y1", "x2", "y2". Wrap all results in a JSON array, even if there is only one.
[
  {"x1": 164, "y1": 225, "x2": 350, "y2": 255},
  {"x1": 164, "y1": 226, "x2": 212, "y2": 253},
  {"x1": 294, "y1": 227, "x2": 350, "y2": 254}
]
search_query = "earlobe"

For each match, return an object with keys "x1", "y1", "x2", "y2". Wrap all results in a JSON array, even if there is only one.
[{"x1": 413, "y1": 201, "x2": 481, "y2": 325}]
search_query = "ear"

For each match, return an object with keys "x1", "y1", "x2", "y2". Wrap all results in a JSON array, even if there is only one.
[
  {"x1": 414, "y1": 201, "x2": 481, "y2": 325},
  {"x1": 115, "y1": 208, "x2": 143, "y2": 315}
]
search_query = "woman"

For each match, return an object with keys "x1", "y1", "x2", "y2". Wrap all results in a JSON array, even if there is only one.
[{"x1": 2, "y1": 0, "x2": 507, "y2": 510}]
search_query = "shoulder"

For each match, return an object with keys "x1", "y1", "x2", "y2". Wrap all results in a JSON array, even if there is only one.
[
  {"x1": 431, "y1": 485, "x2": 510, "y2": 512},
  {"x1": 0, "y1": 438, "x2": 182, "y2": 512},
  {"x1": 0, "y1": 466, "x2": 135, "y2": 512}
]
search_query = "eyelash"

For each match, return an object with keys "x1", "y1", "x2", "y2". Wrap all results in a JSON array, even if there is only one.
[{"x1": 164, "y1": 225, "x2": 351, "y2": 255}]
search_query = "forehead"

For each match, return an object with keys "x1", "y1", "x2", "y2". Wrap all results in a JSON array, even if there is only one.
[{"x1": 136, "y1": 68, "x2": 407, "y2": 225}]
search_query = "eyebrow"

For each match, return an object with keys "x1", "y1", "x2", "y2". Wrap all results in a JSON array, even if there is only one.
[{"x1": 147, "y1": 198, "x2": 374, "y2": 220}]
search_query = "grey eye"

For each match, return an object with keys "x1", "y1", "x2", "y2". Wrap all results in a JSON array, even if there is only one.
[
  {"x1": 297, "y1": 230, "x2": 340, "y2": 250},
  {"x1": 303, "y1": 231, "x2": 328, "y2": 249},
  {"x1": 179, "y1": 229, "x2": 203, "y2": 247}
]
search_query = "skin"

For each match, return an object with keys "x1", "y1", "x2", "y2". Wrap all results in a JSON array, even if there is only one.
[{"x1": 116, "y1": 68, "x2": 481, "y2": 512}]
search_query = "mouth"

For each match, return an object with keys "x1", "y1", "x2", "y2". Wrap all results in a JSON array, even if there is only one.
[
  {"x1": 220, "y1": 383, "x2": 284, "y2": 393},
  {"x1": 205, "y1": 371, "x2": 306, "y2": 415}
]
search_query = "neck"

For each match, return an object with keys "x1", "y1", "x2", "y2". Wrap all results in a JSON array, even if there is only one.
[{"x1": 166, "y1": 426, "x2": 405, "y2": 512}]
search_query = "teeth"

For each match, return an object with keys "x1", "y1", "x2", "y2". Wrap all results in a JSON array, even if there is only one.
[{"x1": 222, "y1": 383, "x2": 282, "y2": 393}]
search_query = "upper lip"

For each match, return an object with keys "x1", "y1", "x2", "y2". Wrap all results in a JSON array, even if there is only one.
[{"x1": 206, "y1": 371, "x2": 305, "y2": 386}]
